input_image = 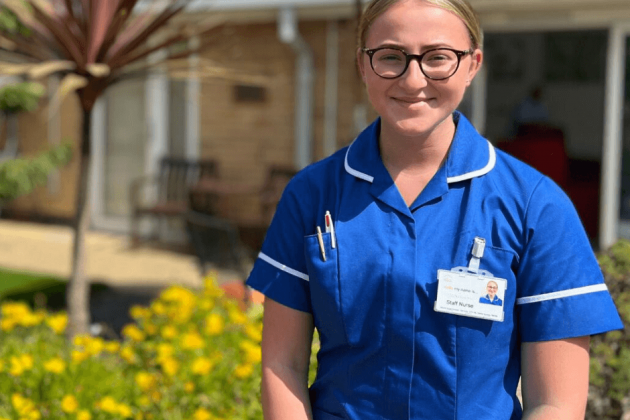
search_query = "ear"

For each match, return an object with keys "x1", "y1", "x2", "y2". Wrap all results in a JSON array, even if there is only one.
[
  {"x1": 356, "y1": 48, "x2": 368, "y2": 84},
  {"x1": 465, "y1": 48, "x2": 483, "y2": 87}
]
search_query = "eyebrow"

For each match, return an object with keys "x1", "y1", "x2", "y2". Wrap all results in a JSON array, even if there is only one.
[{"x1": 366, "y1": 42, "x2": 461, "y2": 52}]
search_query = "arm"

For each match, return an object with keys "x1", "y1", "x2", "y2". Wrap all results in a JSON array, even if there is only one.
[
  {"x1": 521, "y1": 336, "x2": 590, "y2": 420},
  {"x1": 261, "y1": 297, "x2": 315, "y2": 420}
]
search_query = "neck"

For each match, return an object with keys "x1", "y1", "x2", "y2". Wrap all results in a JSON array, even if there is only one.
[{"x1": 379, "y1": 115, "x2": 455, "y2": 176}]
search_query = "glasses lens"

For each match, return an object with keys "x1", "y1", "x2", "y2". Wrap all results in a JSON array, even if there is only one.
[
  {"x1": 371, "y1": 48, "x2": 407, "y2": 78},
  {"x1": 421, "y1": 49, "x2": 460, "y2": 80}
]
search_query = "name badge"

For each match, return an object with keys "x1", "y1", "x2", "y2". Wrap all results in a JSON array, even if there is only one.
[{"x1": 434, "y1": 269, "x2": 507, "y2": 322}]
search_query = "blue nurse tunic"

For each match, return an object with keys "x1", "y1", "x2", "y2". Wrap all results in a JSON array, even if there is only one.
[{"x1": 246, "y1": 112, "x2": 623, "y2": 420}]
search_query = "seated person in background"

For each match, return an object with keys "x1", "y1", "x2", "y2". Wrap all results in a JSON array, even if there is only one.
[{"x1": 509, "y1": 85, "x2": 550, "y2": 137}]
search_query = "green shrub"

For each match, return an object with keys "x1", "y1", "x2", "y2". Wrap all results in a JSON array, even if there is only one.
[
  {"x1": 0, "y1": 274, "x2": 319, "y2": 420},
  {"x1": 0, "y1": 82, "x2": 44, "y2": 115},
  {"x1": 589, "y1": 240, "x2": 630, "y2": 419},
  {"x1": 0, "y1": 143, "x2": 73, "y2": 201}
]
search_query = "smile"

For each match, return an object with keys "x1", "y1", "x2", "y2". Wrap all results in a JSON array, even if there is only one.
[{"x1": 392, "y1": 97, "x2": 433, "y2": 107}]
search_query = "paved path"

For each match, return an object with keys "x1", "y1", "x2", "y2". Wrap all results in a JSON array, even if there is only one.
[{"x1": 0, "y1": 220, "x2": 242, "y2": 289}]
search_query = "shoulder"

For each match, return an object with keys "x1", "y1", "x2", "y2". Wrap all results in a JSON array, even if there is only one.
[{"x1": 287, "y1": 147, "x2": 349, "y2": 191}]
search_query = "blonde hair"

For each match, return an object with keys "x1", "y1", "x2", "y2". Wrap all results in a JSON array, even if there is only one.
[{"x1": 357, "y1": 0, "x2": 483, "y2": 50}]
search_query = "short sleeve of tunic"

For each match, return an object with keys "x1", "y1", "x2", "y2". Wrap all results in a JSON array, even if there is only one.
[
  {"x1": 516, "y1": 176, "x2": 623, "y2": 341},
  {"x1": 246, "y1": 173, "x2": 313, "y2": 313}
]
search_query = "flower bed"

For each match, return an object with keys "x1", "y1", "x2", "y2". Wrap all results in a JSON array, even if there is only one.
[{"x1": 0, "y1": 275, "x2": 318, "y2": 420}]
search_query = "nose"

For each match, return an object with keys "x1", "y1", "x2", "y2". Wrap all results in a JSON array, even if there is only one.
[{"x1": 399, "y1": 58, "x2": 428, "y2": 89}]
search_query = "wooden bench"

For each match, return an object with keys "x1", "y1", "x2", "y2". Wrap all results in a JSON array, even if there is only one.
[
  {"x1": 129, "y1": 157, "x2": 218, "y2": 246},
  {"x1": 188, "y1": 164, "x2": 298, "y2": 254}
]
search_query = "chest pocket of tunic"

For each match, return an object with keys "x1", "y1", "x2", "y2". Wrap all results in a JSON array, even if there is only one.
[
  {"x1": 304, "y1": 233, "x2": 347, "y2": 347},
  {"x1": 455, "y1": 235, "x2": 519, "y2": 348}
]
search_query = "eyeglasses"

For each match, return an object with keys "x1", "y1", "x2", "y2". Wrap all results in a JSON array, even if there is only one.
[{"x1": 362, "y1": 47, "x2": 473, "y2": 80}]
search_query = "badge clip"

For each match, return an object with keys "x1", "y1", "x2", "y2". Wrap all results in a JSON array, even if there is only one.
[{"x1": 450, "y1": 237, "x2": 493, "y2": 277}]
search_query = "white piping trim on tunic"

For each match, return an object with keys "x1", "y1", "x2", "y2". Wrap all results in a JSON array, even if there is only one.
[
  {"x1": 516, "y1": 284, "x2": 608, "y2": 305},
  {"x1": 258, "y1": 252, "x2": 309, "y2": 281},
  {"x1": 344, "y1": 141, "x2": 374, "y2": 183},
  {"x1": 447, "y1": 140, "x2": 496, "y2": 184}
]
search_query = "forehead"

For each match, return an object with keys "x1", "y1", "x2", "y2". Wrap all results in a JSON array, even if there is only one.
[{"x1": 365, "y1": 0, "x2": 470, "y2": 49}]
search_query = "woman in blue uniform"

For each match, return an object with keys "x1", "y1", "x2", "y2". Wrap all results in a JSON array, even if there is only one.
[
  {"x1": 246, "y1": 0, "x2": 624, "y2": 419},
  {"x1": 480, "y1": 280, "x2": 502, "y2": 306}
]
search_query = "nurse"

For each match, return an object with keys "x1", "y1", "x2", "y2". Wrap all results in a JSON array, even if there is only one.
[
  {"x1": 246, "y1": 0, "x2": 624, "y2": 419},
  {"x1": 480, "y1": 280, "x2": 502, "y2": 306}
]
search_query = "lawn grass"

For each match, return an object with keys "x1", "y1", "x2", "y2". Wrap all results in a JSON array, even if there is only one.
[{"x1": 0, "y1": 268, "x2": 67, "y2": 309}]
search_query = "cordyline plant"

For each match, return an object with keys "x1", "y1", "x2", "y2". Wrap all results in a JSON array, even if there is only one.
[{"x1": 0, "y1": 0, "x2": 239, "y2": 337}]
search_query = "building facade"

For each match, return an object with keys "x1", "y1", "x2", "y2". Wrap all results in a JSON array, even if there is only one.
[{"x1": 3, "y1": 0, "x2": 630, "y2": 249}]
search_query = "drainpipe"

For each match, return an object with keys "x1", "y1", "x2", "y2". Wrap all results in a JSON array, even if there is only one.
[
  {"x1": 323, "y1": 20, "x2": 339, "y2": 157},
  {"x1": 278, "y1": 7, "x2": 314, "y2": 169}
]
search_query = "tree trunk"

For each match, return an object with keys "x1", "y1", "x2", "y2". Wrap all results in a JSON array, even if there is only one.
[{"x1": 66, "y1": 107, "x2": 93, "y2": 337}]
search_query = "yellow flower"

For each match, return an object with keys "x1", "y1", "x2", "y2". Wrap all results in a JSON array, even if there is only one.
[
  {"x1": 184, "y1": 381, "x2": 195, "y2": 393},
  {"x1": 21, "y1": 311, "x2": 43, "y2": 327},
  {"x1": 135, "y1": 371, "x2": 157, "y2": 392},
  {"x1": 46, "y1": 314, "x2": 67, "y2": 336},
  {"x1": 234, "y1": 363, "x2": 254, "y2": 379},
  {"x1": 12, "y1": 393, "x2": 40, "y2": 419},
  {"x1": 203, "y1": 275, "x2": 224, "y2": 297},
  {"x1": 2, "y1": 302, "x2": 30, "y2": 318},
  {"x1": 156, "y1": 343, "x2": 174, "y2": 360},
  {"x1": 130, "y1": 305, "x2": 151, "y2": 320},
  {"x1": 85, "y1": 337, "x2": 104, "y2": 356},
  {"x1": 191, "y1": 357, "x2": 214, "y2": 375},
  {"x1": 192, "y1": 408, "x2": 212, "y2": 420},
  {"x1": 160, "y1": 325, "x2": 177, "y2": 340},
  {"x1": 182, "y1": 331, "x2": 204, "y2": 350},
  {"x1": 0, "y1": 317, "x2": 16, "y2": 332},
  {"x1": 95, "y1": 396, "x2": 118, "y2": 413},
  {"x1": 144, "y1": 322, "x2": 158, "y2": 335},
  {"x1": 150, "y1": 301, "x2": 166, "y2": 315},
  {"x1": 71, "y1": 350, "x2": 89, "y2": 364},
  {"x1": 245, "y1": 324, "x2": 262, "y2": 342},
  {"x1": 160, "y1": 357, "x2": 179, "y2": 377},
  {"x1": 228, "y1": 306, "x2": 247, "y2": 325},
  {"x1": 204, "y1": 314, "x2": 224, "y2": 336},
  {"x1": 20, "y1": 354, "x2": 33, "y2": 369},
  {"x1": 120, "y1": 346, "x2": 137, "y2": 364},
  {"x1": 43, "y1": 357, "x2": 66, "y2": 374},
  {"x1": 116, "y1": 403, "x2": 133, "y2": 418},
  {"x1": 0, "y1": 359, "x2": 4, "y2": 372},
  {"x1": 122, "y1": 324, "x2": 145, "y2": 342},
  {"x1": 9, "y1": 354, "x2": 33, "y2": 376},
  {"x1": 77, "y1": 410, "x2": 92, "y2": 420},
  {"x1": 198, "y1": 298, "x2": 214, "y2": 311},
  {"x1": 240, "y1": 340, "x2": 262, "y2": 364},
  {"x1": 61, "y1": 395, "x2": 78, "y2": 413},
  {"x1": 73, "y1": 335, "x2": 90, "y2": 347},
  {"x1": 104, "y1": 341, "x2": 120, "y2": 353}
]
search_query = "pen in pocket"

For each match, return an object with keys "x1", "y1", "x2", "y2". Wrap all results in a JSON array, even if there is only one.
[
  {"x1": 316, "y1": 226, "x2": 326, "y2": 262},
  {"x1": 325, "y1": 210, "x2": 336, "y2": 249}
]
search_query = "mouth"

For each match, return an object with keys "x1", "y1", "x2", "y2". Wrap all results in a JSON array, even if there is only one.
[{"x1": 392, "y1": 97, "x2": 433, "y2": 106}]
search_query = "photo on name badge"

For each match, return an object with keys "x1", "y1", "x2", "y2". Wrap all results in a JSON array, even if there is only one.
[{"x1": 479, "y1": 279, "x2": 504, "y2": 307}]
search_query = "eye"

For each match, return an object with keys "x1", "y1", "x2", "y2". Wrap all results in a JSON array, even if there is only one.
[{"x1": 373, "y1": 49, "x2": 405, "y2": 63}]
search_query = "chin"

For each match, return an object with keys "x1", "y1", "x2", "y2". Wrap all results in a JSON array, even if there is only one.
[{"x1": 383, "y1": 112, "x2": 453, "y2": 138}]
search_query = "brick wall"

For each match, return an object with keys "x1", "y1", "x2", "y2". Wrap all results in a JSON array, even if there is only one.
[{"x1": 4, "y1": 17, "x2": 371, "y2": 227}]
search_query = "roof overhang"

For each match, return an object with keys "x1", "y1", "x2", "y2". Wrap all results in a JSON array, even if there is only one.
[{"x1": 154, "y1": 0, "x2": 630, "y2": 29}]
